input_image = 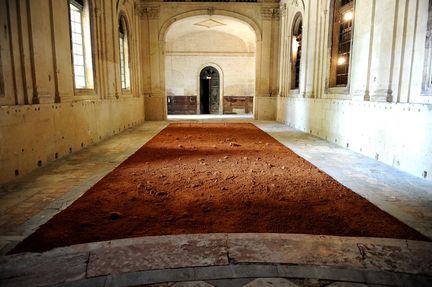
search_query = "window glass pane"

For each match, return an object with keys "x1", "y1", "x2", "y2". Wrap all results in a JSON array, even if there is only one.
[
  {"x1": 70, "y1": 2, "x2": 85, "y2": 88},
  {"x1": 70, "y1": 0, "x2": 93, "y2": 89},
  {"x1": 75, "y1": 76, "x2": 86, "y2": 88},
  {"x1": 119, "y1": 16, "x2": 130, "y2": 90},
  {"x1": 72, "y1": 33, "x2": 82, "y2": 44},
  {"x1": 74, "y1": 23, "x2": 81, "y2": 33},
  {"x1": 74, "y1": 55, "x2": 84, "y2": 66},
  {"x1": 73, "y1": 43, "x2": 82, "y2": 53},
  {"x1": 73, "y1": 12, "x2": 81, "y2": 23},
  {"x1": 75, "y1": 66, "x2": 85, "y2": 76}
]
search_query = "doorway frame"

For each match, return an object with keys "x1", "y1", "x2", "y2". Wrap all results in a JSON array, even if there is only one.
[{"x1": 196, "y1": 63, "x2": 224, "y2": 115}]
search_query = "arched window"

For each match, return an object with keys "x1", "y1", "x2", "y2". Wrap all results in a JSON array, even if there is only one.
[
  {"x1": 329, "y1": 0, "x2": 354, "y2": 87},
  {"x1": 291, "y1": 14, "x2": 302, "y2": 90},
  {"x1": 69, "y1": 0, "x2": 94, "y2": 89},
  {"x1": 119, "y1": 16, "x2": 130, "y2": 90},
  {"x1": 422, "y1": 0, "x2": 432, "y2": 96}
]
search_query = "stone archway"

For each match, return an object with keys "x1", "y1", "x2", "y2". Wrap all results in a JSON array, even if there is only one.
[
  {"x1": 163, "y1": 14, "x2": 258, "y2": 116},
  {"x1": 136, "y1": 3, "x2": 280, "y2": 120}
]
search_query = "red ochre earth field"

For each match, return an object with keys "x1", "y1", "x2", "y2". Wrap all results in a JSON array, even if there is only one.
[{"x1": 11, "y1": 123, "x2": 430, "y2": 253}]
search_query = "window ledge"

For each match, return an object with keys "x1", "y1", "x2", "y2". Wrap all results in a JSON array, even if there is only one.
[
  {"x1": 73, "y1": 89, "x2": 97, "y2": 102},
  {"x1": 74, "y1": 88, "x2": 96, "y2": 96},
  {"x1": 121, "y1": 90, "x2": 132, "y2": 97},
  {"x1": 327, "y1": 86, "x2": 349, "y2": 95}
]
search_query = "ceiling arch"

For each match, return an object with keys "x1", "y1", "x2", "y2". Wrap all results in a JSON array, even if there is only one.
[
  {"x1": 159, "y1": 9, "x2": 262, "y2": 42},
  {"x1": 165, "y1": 15, "x2": 257, "y2": 52}
]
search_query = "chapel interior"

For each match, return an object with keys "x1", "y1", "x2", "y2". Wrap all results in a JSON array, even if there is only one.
[{"x1": 0, "y1": 0, "x2": 431, "y2": 286}]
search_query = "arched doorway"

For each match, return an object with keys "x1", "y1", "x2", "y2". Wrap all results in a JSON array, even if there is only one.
[{"x1": 200, "y1": 66, "x2": 220, "y2": 114}]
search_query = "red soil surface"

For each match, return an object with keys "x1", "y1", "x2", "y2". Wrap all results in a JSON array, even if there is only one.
[{"x1": 12, "y1": 123, "x2": 429, "y2": 253}]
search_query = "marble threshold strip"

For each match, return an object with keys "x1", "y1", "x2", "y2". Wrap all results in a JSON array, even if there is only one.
[{"x1": 0, "y1": 233, "x2": 431, "y2": 287}]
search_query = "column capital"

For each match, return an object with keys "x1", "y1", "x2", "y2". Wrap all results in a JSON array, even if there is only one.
[
  {"x1": 261, "y1": 7, "x2": 280, "y2": 20},
  {"x1": 279, "y1": 3, "x2": 287, "y2": 17},
  {"x1": 135, "y1": 4, "x2": 160, "y2": 20}
]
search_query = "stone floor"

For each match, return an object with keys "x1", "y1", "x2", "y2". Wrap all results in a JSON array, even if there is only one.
[
  {"x1": 0, "y1": 120, "x2": 431, "y2": 287},
  {"x1": 256, "y1": 122, "x2": 432, "y2": 239},
  {"x1": 0, "y1": 122, "x2": 168, "y2": 253},
  {"x1": 1, "y1": 233, "x2": 432, "y2": 287},
  {"x1": 167, "y1": 115, "x2": 254, "y2": 121}
]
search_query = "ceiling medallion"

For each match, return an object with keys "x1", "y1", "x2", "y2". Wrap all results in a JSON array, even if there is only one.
[{"x1": 194, "y1": 18, "x2": 226, "y2": 29}]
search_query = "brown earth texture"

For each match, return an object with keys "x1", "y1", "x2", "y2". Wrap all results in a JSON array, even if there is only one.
[{"x1": 11, "y1": 123, "x2": 429, "y2": 253}]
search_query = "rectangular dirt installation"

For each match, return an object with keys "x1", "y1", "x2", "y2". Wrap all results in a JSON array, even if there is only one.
[{"x1": 11, "y1": 123, "x2": 429, "y2": 253}]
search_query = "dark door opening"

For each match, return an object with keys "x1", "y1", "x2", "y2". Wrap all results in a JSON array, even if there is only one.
[{"x1": 200, "y1": 66, "x2": 220, "y2": 114}]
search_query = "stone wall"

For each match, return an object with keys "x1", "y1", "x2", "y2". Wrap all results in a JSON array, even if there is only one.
[
  {"x1": 0, "y1": 98, "x2": 144, "y2": 184},
  {"x1": 277, "y1": 98, "x2": 432, "y2": 180},
  {"x1": 165, "y1": 27, "x2": 256, "y2": 101},
  {"x1": 136, "y1": 1, "x2": 280, "y2": 120},
  {"x1": 165, "y1": 54, "x2": 255, "y2": 98},
  {"x1": 277, "y1": 0, "x2": 432, "y2": 180},
  {"x1": 165, "y1": 51, "x2": 256, "y2": 115},
  {"x1": 0, "y1": 0, "x2": 145, "y2": 184},
  {"x1": 2, "y1": 0, "x2": 431, "y2": 182}
]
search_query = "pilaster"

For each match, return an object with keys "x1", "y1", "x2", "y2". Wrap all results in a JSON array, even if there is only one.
[
  {"x1": 369, "y1": 0, "x2": 398, "y2": 103},
  {"x1": 137, "y1": 3, "x2": 165, "y2": 120}
]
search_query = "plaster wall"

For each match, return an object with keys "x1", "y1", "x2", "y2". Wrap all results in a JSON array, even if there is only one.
[
  {"x1": 166, "y1": 55, "x2": 255, "y2": 98},
  {"x1": 0, "y1": 0, "x2": 145, "y2": 184},
  {"x1": 277, "y1": 98, "x2": 432, "y2": 180},
  {"x1": 0, "y1": 98, "x2": 144, "y2": 184},
  {"x1": 165, "y1": 30, "x2": 255, "y2": 110}
]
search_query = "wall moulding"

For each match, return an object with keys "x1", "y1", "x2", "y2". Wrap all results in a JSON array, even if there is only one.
[
  {"x1": 371, "y1": 89, "x2": 393, "y2": 103},
  {"x1": 326, "y1": 86, "x2": 349, "y2": 96},
  {"x1": 353, "y1": 89, "x2": 370, "y2": 101}
]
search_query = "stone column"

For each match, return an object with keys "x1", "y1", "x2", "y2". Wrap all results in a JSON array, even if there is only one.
[
  {"x1": 369, "y1": 0, "x2": 398, "y2": 102},
  {"x1": 137, "y1": 4, "x2": 166, "y2": 120},
  {"x1": 28, "y1": 0, "x2": 55, "y2": 104},
  {"x1": 313, "y1": 2, "x2": 327, "y2": 99},
  {"x1": 93, "y1": 3, "x2": 105, "y2": 99},
  {"x1": 279, "y1": 3, "x2": 288, "y2": 98},
  {"x1": 104, "y1": 1, "x2": 117, "y2": 99},
  {"x1": 303, "y1": 0, "x2": 318, "y2": 98},
  {"x1": 258, "y1": 7, "x2": 273, "y2": 98},
  {"x1": 255, "y1": 6, "x2": 279, "y2": 120},
  {"x1": 50, "y1": 0, "x2": 74, "y2": 103},
  {"x1": 350, "y1": 0, "x2": 375, "y2": 101}
]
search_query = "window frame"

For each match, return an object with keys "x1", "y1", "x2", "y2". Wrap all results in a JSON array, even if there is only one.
[
  {"x1": 118, "y1": 15, "x2": 131, "y2": 91},
  {"x1": 69, "y1": 0, "x2": 95, "y2": 92},
  {"x1": 327, "y1": 0, "x2": 355, "y2": 93}
]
